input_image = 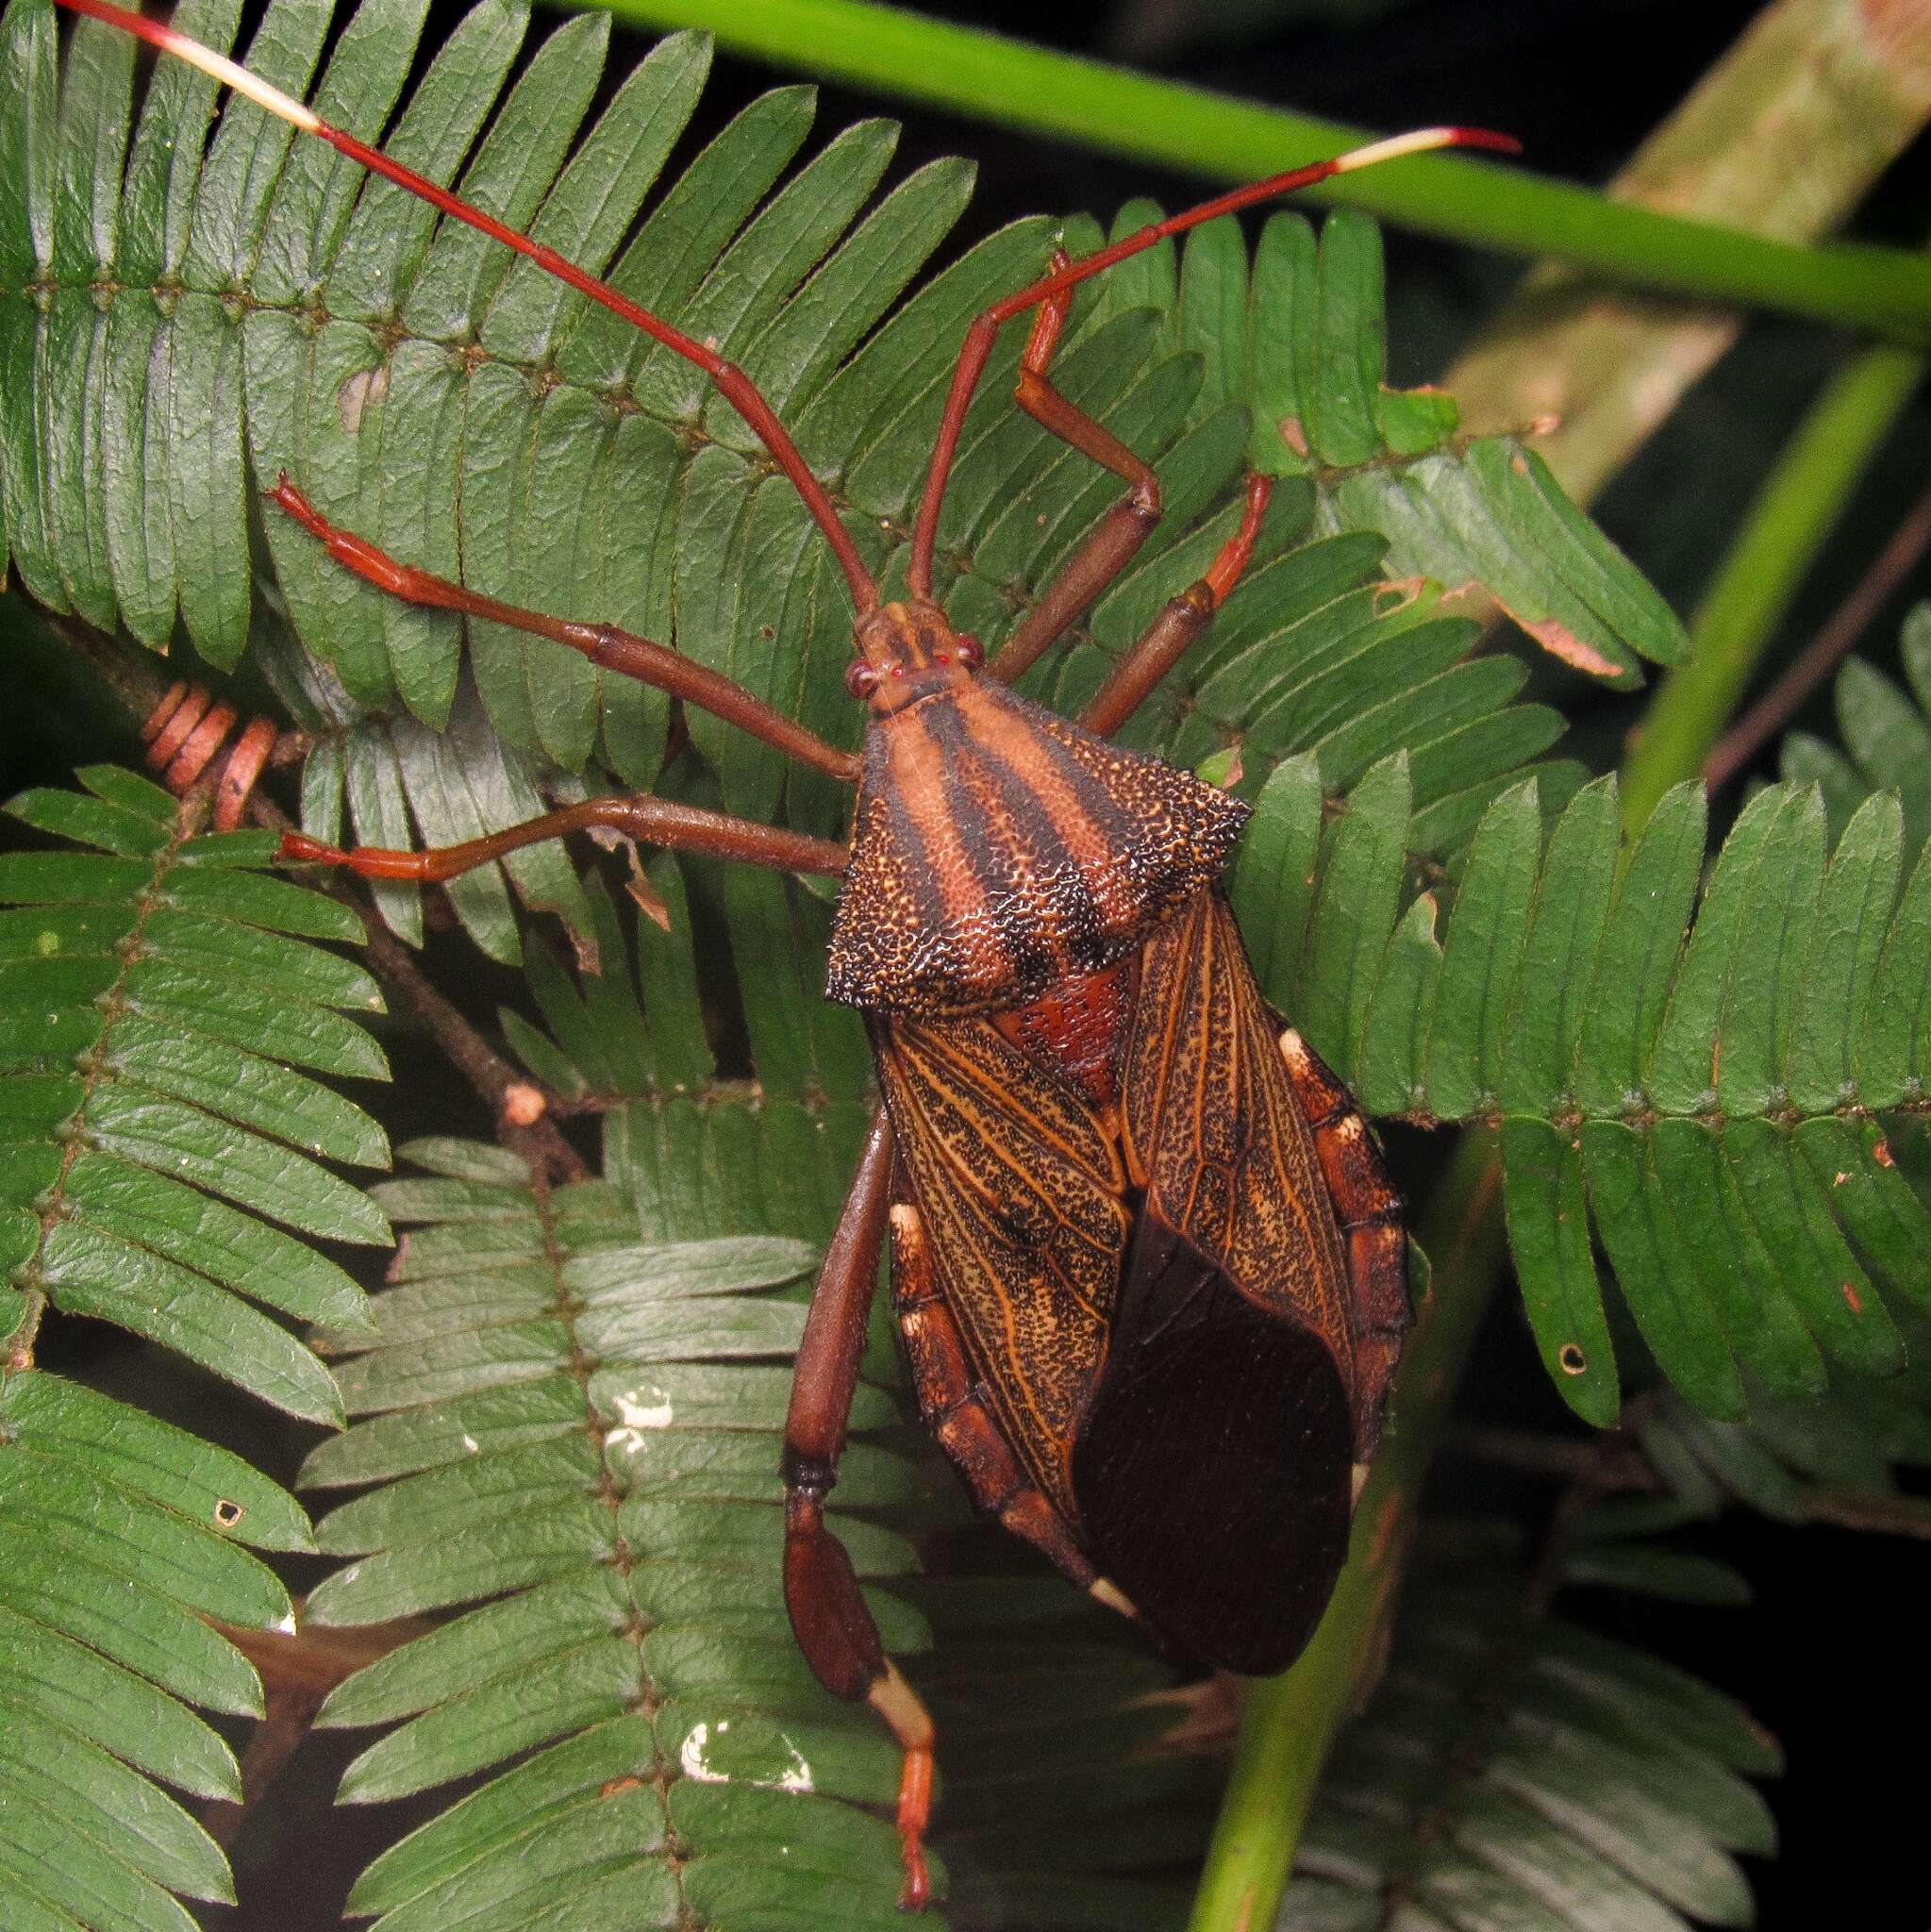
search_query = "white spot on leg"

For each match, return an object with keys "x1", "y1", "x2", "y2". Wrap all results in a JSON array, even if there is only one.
[
  {"x1": 1090, "y1": 1576, "x2": 1138, "y2": 1621},
  {"x1": 868, "y1": 1660, "x2": 936, "y2": 1751},
  {"x1": 1351, "y1": 1462, "x2": 1371, "y2": 1507},
  {"x1": 1278, "y1": 1027, "x2": 1313, "y2": 1074}
]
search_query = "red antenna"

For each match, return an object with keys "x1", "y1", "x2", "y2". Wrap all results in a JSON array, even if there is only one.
[
  {"x1": 905, "y1": 124, "x2": 1521, "y2": 599},
  {"x1": 56, "y1": 0, "x2": 886, "y2": 618},
  {"x1": 57, "y1": 0, "x2": 1518, "y2": 625}
]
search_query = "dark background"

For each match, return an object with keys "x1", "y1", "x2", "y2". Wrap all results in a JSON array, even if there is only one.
[{"x1": 8, "y1": 0, "x2": 1928, "y2": 1924}]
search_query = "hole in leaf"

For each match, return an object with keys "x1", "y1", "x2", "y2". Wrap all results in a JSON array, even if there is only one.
[
  {"x1": 213, "y1": 1498, "x2": 244, "y2": 1528},
  {"x1": 1557, "y1": 1343, "x2": 1587, "y2": 1375}
]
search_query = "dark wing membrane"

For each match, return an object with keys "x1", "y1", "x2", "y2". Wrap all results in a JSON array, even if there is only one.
[
  {"x1": 1072, "y1": 1214, "x2": 1353, "y2": 1674},
  {"x1": 873, "y1": 1012, "x2": 1131, "y2": 1524},
  {"x1": 1092, "y1": 888, "x2": 1362, "y2": 1670},
  {"x1": 1122, "y1": 891, "x2": 1357, "y2": 1379}
]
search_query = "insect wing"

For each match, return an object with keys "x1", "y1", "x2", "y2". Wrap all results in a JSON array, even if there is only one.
[
  {"x1": 1072, "y1": 1213, "x2": 1354, "y2": 1674},
  {"x1": 1124, "y1": 891, "x2": 1360, "y2": 1362},
  {"x1": 872, "y1": 1012, "x2": 1130, "y2": 1528},
  {"x1": 1074, "y1": 891, "x2": 1369, "y2": 1673}
]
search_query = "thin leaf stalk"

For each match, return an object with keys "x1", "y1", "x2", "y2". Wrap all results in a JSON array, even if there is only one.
[
  {"x1": 1185, "y1": 1129, "x2": 1507, "y2": 1932},
  {"x1": 574, "y1": 0, "x2": 1931, "y2": 341},
  {"x1": 1621, "y1": 336, "x2": 1927, "y2": 833}
]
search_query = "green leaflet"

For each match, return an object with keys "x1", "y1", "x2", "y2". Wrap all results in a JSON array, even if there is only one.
[
  {"x1": 1574, "y1": 1375, "x2": 1931, "y2": 1566},
  {"x1": 1283, "y1": 1553, "x2": 1773, "y2": 1932},
  {"x1": 11, "y1": 0, "x2": 1676, "y2": 965},
  {"x1": 1220, "y1": 751, "x2": 1931, "y2": 1420},
  {"x1": 0, "y1": 1371, "x2": 323, "y2": 1928},
  {"x1": 1, "y1": 767, "x2": 389, "y2": 1412},
  {"x1": 0, "y1": 769, "x2": 388, "y2": 1927},
  {"x1": 302, "y1": 1144, "x2": 931, "y2": 1926}
]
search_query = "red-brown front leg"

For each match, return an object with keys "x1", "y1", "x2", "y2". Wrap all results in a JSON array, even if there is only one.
[
  {"x1": 986, "y1": 253, "x2": 1166, "y2": 689},
  {"x1": 781, "y1": 1111, "x2": 938, "y2": 1909},
  {"x1": 269, "y1": 477, "x2": 859, "y2": 784},
  {"x1": 280, "y1": 794, "x2": 847, "y2": 882}
]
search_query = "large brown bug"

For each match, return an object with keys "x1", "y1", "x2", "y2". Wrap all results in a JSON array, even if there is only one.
[{"x1": 56, "y1": 0, "x2": 1515, "y2": 1901}]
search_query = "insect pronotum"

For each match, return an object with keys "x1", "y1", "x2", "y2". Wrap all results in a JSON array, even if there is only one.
[{"x1": 53, "y1": 0, "x2": 1518, "y2": 1902}]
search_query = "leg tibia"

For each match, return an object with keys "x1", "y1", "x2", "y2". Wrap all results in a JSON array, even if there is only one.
[
  {"x1": 281, "y1": 796, "x2": 846, "y2": 883},
  {"x1": 778, "y1": 1120, "x2": 936, "y2": 1907},
  {"x1": 980, "y1": 251, "x2": 1164, "y2": 688},
  {"x1": 269, "y1": 477, "x2": 858, "y2": 783}
]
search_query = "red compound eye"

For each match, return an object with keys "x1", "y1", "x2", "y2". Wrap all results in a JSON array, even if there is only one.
[
  {"x1": 845, "y1": 660, "x2": 880, "y2": 701},
  {"x1": 955, "y1": 633, "x2": 985, "y2": 671}
]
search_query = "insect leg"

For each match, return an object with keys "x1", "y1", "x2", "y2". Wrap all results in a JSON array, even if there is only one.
[
  {"x1": 906, "y1": 126, "x2": 1518, "y2": 595},
  {"x1": 1079, "y1": 471, "x2": 1274, "y2": 737},
  {"x1": 268, "y1": 479, "x2": 858, "y2": 784},
  {"x1": 282, "y1": 794, "x2": 846, "y2": 881},
  {"x1": 780, "y1": 1113, "x2": 939, "y2": 1909},
  {"x1": 1276, "y1": 1027, "x2": 1410, "y2": 1457},
  {"x1": 985, "y1": 253, "x2": 1163, "y2": 688}
]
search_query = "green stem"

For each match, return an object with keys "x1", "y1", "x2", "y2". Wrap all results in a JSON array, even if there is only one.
[
  {"x1": 1620, "y1": 338, "x2": 1927, "y2": 834},
  {"x1": 575, "y1": 0, "x2": 1931, "y2": 341},
  {"x1": 1189, "y1": 246, "x2": 1928, "y2": 1932},
  {"x1": 1185, "y1": 1130, "x2": 1507, "y2": 1932},
  {"x1": 1190, "y1": 325, "x2": 1926, "y2": 1924}
]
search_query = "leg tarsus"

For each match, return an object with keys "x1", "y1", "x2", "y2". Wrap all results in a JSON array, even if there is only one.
[{"x1": 870, "y1": 1660, "x2": 937, "y2": 1910}]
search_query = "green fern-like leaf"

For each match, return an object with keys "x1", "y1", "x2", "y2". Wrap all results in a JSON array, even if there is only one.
[
  {"x1": 6, "y1": 3, "x2": 1884, "y2": 1918},
  {"x1": 1283, "y1": 1539, "x2": 1779, "y2": 1932},
  {"x1": 301, "y1": 1139, "x2": 929, "y2": 1929},
  {"x1": 1225, "y1": 760, "x2": 1931, "y2": 1424},
  {"x1": 1560, "y1": 1360, "x2": 1931, "y2": 1606},
  {"x1": 4, "y1": 0, "x2": 1678, "y2": 964},
  {"x1": 0, "y1": 765, "x2": 391, "y2": 1413},
  {"x1": 0, "y1": 766, "x2": 393, "y2": 1928},
  {"x1": 1780, "y1": 600, "x2": 1931, "y2": 857},
  {"x1": 0, "y1": 1373, "x2": 314, "y2": 1931}
]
